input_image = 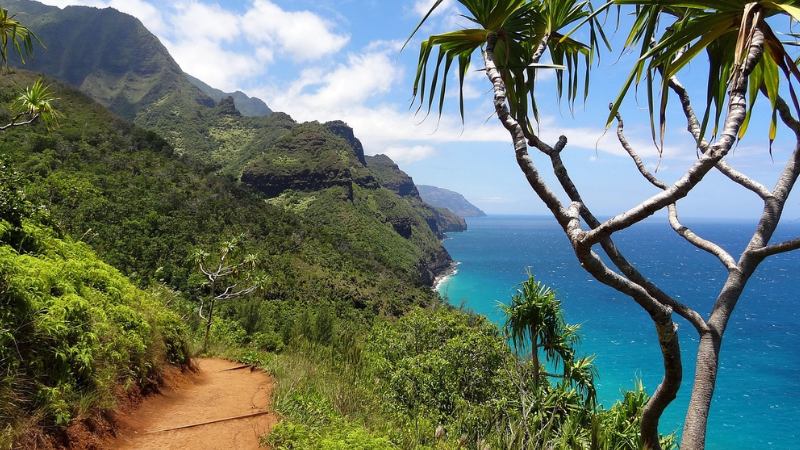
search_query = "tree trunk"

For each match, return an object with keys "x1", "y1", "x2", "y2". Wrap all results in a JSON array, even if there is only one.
[
  {"x1": 641, "y1": 316, "x2": 682, "y2": 450},
  {"x1": 681, "y1": 329, "x2": 721, "y2": 449},
  {"x1": 203, "y1": 299, "x2": 215, "y2": 353}
]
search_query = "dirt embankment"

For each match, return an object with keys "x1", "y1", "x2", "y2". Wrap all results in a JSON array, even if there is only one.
[{"x1": 108, "y1": 358, "x2": 276, "y2": 450}]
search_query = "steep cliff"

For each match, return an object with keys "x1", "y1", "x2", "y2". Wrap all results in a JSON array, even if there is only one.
[
  {"x1": 5, "y1": 0, "x2": 214, "y2": 122},
  {"x1": 241, "y1": 124, "x2": 453, "y2": 285},
  {"x1": 367, "y1": 155, "x2": 467, "y2": 236}
]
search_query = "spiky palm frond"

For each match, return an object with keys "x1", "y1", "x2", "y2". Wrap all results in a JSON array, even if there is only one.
[
  {"x1": 407, "y1": 0, "x2": 606, "y2": 127},
  {"x1": 0, "y1": 7, "x2": 42, "y2": 66},
  {"x1": 609, "y1": 0, "x2": 800, "y2": 150},
  {"x1": 12, "y1": 78, "x2": 59, "y2": 129}
]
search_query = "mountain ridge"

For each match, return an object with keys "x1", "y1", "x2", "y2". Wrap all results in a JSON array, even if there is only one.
[
  {"x1": 186, "y1": 73, "x2": 273, "y2": 117},
  {"x1": 418, "y1": 184, "x2": 487, "y2": 218}
]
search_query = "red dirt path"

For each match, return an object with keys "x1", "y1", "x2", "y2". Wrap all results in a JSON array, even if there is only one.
[{"x1": 109, "y1": 358, "x2": 277, "y2": 450}]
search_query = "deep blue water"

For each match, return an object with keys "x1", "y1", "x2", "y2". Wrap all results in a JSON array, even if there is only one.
[{"x1": 437, "y1": 216, "x2": 800, "y2": 449}]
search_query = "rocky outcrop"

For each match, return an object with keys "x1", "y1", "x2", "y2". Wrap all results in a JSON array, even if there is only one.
[
  {"x1": 325, "y1": 121, "x2": 367, "y2": 166},
  {"x1": 241, "y1": 122, "x2": 378, "y2": 198},
  {"x1": 367, "y1": 154, "x2": 467, "y2": 237},
  {"x1": 216, "y1": 96, "x2": 241, "y2": 116},
  {"x1": 366, "y1": 154, "x2": 420, "y2": 198}
]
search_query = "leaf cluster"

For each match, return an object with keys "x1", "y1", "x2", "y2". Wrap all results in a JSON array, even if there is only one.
[{"x1": 609, "y1": 0, "x2": 800, "y2": 152}]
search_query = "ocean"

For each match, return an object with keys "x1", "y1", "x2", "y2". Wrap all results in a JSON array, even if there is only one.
[{"x1": 437, "y1": 216, "x2": 800, "y2": 449}]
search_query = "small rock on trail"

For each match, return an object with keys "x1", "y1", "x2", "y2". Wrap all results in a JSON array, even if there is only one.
[{"x1": 110, "y1": 358, "x2": 276, "y2": 450}]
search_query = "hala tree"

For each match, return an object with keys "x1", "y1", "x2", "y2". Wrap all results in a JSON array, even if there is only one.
[
  {"x1": 409, "y1": 1, "x2": 800, "y2": 449},
  {"x1": 500, "y1": 272, "x2": 596, "y2": 401},
  {"x1": 0, "y1": 6, "x2": 57, "y2": 130},
  {"x1": 500, "y1": 273, "x2": 601, "y2": 447},
  {"x1": 193, "y1": 235, "x2": 264, "y2": 352}
]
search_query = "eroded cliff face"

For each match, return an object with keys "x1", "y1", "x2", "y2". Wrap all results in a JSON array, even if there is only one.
[
  {"x1": 325, "y1": 120, "x2": 367, "y2": 166},
  {"x1": 241, "y1": 123, "x2": 379, "y2": 198},
  {"x1": 241, "y1": 122, "x2": 454, "y2": 287}
]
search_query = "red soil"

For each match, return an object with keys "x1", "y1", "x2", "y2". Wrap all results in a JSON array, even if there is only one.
[{"x1": 108, "y1": 358, "x2": 277, "y2": 450}]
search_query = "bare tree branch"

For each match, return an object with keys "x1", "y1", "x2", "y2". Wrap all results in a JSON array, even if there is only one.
[
  {"x1": 716, "y1": 161, "x2": 772, "y2": 199},
  {"x1": 670, "y1": 76, "x2": 775, "y2": 200},
  {"x1": 755, "y1": 237, "x2": 800, "y2": 257},
  {"x1": 667, "y1": 206, "x2": 738, "y2": 271},
  {"x1": 614, "y1": 107, "x2": 669, "y2": 190},
  {"x1": 0, "y1": 112, "x2": 39, "y2": 130}
]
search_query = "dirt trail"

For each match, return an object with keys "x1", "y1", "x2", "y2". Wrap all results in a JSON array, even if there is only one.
[{"x1": 109, "y1": 358, "x2": 277, "y2": 450}]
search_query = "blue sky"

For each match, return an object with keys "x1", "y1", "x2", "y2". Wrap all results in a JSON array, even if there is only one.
[{"x1": 35, "y1": 0, "x2": 800, "y2": 220}]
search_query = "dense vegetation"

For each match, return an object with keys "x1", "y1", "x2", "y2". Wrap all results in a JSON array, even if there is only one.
[
  {"x1": 0, "y1": 66, "x2": 672, "y2": 447},
  {"x1": 0, "y1": 158, "x2": 189, "y2": 447},
  {"x1": 254, "y1": 292, "x2": 676, "y2": 449},
  {"x1": 0, "y1": 68, "x2": 455, "y2": 446},
  {"x1": 0, "y1": 3, "x2": 674, "y2": 447},
  {"x1": 0, "y1": 70, "x2": 444, "y2": 310}
]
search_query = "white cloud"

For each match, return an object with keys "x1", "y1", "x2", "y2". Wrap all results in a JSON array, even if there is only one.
[
  {"x1": 262, "y1": 45, "x2": 403, "y2": 122},
  {"x1": 169, "y1": 1, "x2": 239, "y2": 42},
  {"x1": 166, "y1": 38, "x2": 265, "y2": 90},
  {"x1": 413, "y1": 0, "x2": 455, "y2": 17},
  {"x1": 381, "y1": 145, "x2": 437, "y2": 164},
  {"x1": 107, "y1": 0, "x2": 168, "y2": 34},
  {"x1": 242, "y1": 0, "x2": 349, "y2": 62}
]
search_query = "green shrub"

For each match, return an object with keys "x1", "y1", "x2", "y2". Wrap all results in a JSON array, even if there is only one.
[
  {"x1": 0, "y1": 218, "x2": 189, "y2": 435},
  {"x1": 261, "y1": 419, "x2": 397, "y2": 450},
  {"x1": 368, "y1": 307, "x2": 512, "y2": 421}
]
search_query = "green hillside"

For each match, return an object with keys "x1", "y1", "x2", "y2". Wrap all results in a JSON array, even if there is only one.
[
  {"x1": 0, "y1": 70, "x2": 443, "y2": 312},
  {"x1": 1, "y1": 159, "x2": 190, "y2": 447},
  {"x1": 5, "y1": 0, "x2": 213, "y2": 123}
]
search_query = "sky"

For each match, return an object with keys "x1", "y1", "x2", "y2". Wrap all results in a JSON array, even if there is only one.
[{"x1": 32, "y1": 0, "x2": 800, "y2": 221}]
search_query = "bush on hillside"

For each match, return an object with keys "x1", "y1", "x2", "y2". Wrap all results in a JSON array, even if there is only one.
[{"x1": 0, "y1": 216, "x2": 189, "y2": 444}]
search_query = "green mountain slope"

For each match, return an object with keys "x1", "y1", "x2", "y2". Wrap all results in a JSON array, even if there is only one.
[
  {"x1": 3, "y1": 1, "x2": 456, "y2": 289},
  {"x1": 4, "y1": 0, "x2": 282, "y2": 167},
  {"x1": 0, "y1": 71, "x2": 442, "y2": 316},
  {"x1": 5, "y1": 0, "x2": 215, "y2": 122}
]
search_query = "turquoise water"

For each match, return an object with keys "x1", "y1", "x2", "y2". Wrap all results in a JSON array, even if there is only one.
[{"x1": 438, "y1": 216, "x2": 800, "y2": 449}]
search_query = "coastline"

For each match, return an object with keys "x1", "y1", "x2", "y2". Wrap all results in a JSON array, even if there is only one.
[{"x1": 432, "y1": 261, "x2": 460, "y2": 292}]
